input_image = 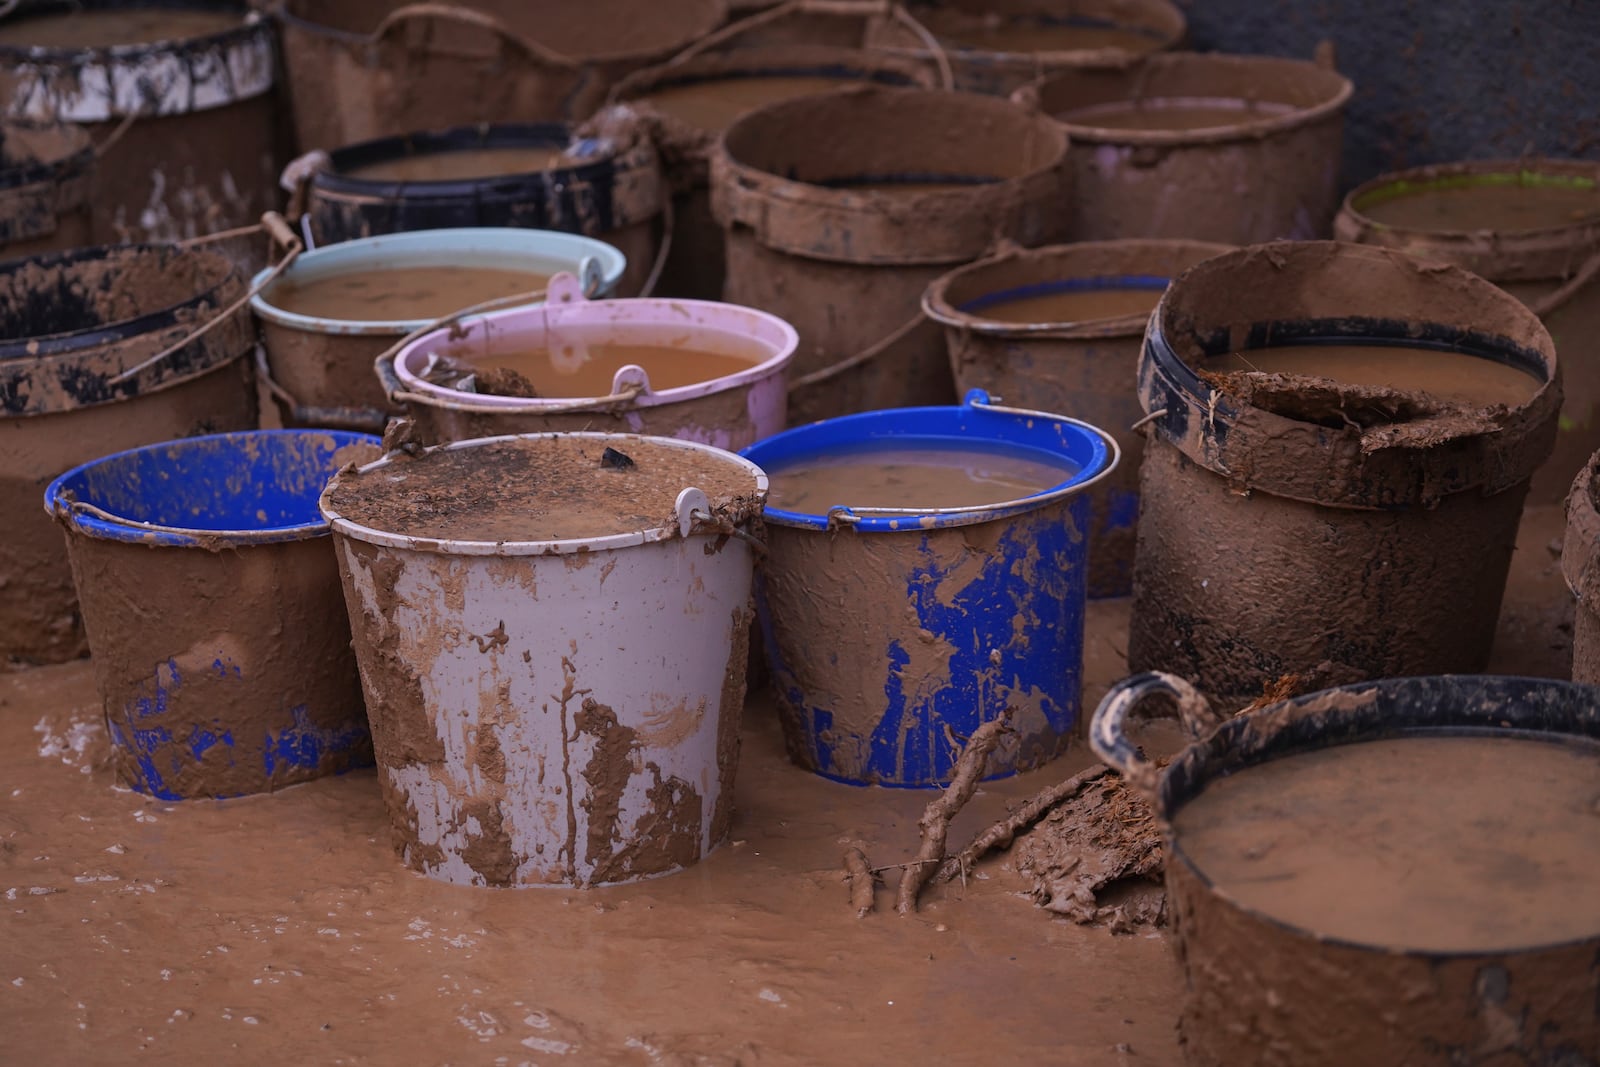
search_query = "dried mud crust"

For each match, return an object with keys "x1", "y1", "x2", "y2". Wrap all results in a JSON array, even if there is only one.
[{"x1": 325, "y1": 436, "x2": 763, "y2": 543}]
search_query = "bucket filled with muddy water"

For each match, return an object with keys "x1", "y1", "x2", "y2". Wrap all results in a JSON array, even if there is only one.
[
  {"x1": 1130, "y1": 242, "x2": 1560, "y2": 710},
  {"x1": 380, "y1": 271, "x2": 797, "y2": 448},
  {"x1": 300, "y1": 122, "x2": 664, "y2": 299},
  {"x1": 251, "y1": 228, "x2": 627, "y2": 431},
  {"x1": 44, "y1": 430, "x2": 381, "y2": 800},
  {"x1": 743, "y1": 390, "x2": 1117, "y2": 787},
  {"x1": 1092, "y1": 671, "x2": 1600, "y2": 1066},
  {"x1": 712, "y1": 86, "x2": 1071, "y2": 425},
  {"x1": 2, "y1": 242, "x2": 258, "y2": 669},
  {"x1": 1024, "y1": 52, "x2": 1352, "y2": 243},
  {"x1": 0, "y1": 120, "x2": 93, "y2": 259},
  {"x1": 320, "y1": 431, "x2": 767, "y2": 887},
  {"x1": 1562, "y1": 453, "x2": 1600, "y2": 685},
  {"x1": 924, "y1": 238, "x2": 1232, "y2": 597},
  {"x1": 1336, "y1": 159, "x2": 1600, "y2": 503}
]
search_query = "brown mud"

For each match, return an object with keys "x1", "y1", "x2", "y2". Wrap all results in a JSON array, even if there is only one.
[
  {"x1": 1059, "y1": 98, "x2": 1297, "y2": 133},
  {"x1": 918, "y1": 12, "x2": 1162, "y2": 54},
  {"x1": 1358, "y1": 179, "x2": 1600, "y2": 232},
  {"x1": 0, "y1": 121, "x2": 92, "y2": 259},
  {"x1": 344, "y1": 146, "x2": 572, "y2": 183},
  {"x1": 266, "y1": 266, "x2": 550, "y2": 323},
  {"x1": 632, "y1": 76, "x2": 864, "y2": 133},
  {"x1": 764, "y1": 445, "x2": 1073, "y2": 513},
  {"x1": 437, "y1": 332, "x2": 767, "y2": 399},
  {"x1": 1204, "y1": 342, "x2": 1542, "y2": 410},
  {"x1": 968, "y1": 285, "x2": 1163, "y2": 325}
]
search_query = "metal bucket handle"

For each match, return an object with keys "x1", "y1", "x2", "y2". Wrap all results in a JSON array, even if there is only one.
[
  {"x1": 371, "y1": 3, "x2": 581, "y2": 70},
  {"x1": 1089, "y1": 671, "x2": 1222, "y2": 796}
]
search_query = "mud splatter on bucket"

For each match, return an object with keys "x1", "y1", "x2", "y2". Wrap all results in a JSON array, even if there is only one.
[{"x1": 0, "y1": 119, "x2": 92, "y2": 259}]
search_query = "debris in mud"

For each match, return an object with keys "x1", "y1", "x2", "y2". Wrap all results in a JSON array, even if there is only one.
[
  {"x1": 896, "y1": 714, "x2": 1012, "y2": 915},
  {"x1": 600, "y1": 447, "x2": 636, "y2": 471},
  {"x1": 842, "y1": 843, "x2": 877, "y2": 918},
  {"x1": 414, "y1": 351, "x2": 541, "y2": 398}
]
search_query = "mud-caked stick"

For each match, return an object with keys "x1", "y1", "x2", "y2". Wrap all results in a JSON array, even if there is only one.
[
  {"x1": 895, "y1": 714, "x2": 1012, "y2": 915},
  {"x1": 935, "y1": 764, "x2": 1111, "y2": 884}
]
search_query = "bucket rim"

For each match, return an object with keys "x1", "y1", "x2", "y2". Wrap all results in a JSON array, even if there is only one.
[
  {"x1": 319, "y1": 431, "x2": 770, "y2": 556},
  {"x1": 43, "y1": 428, "x2": 381, "y2": 547},
  {"x1": 0, "y1": 122, "x2": 95, "y2": 191},
  {"x1": 0, "y1": 3, "x2": 266, "y2": 61},
  {"x1": 247, "y1": 228, "x2": 628, "y2": 335},
  {"x1": 1339, "y1": 158, "x2": 1600, "y2": 240},
  {"x1": 741, "y1": 389, "x2": 1119, "y2": 531}
]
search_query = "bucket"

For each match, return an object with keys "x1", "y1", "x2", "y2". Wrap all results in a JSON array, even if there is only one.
[
  {"x1": 741, "y1": 390, "x2": 1118, "y2": 786},
  {"x1": 320, "y1": 431, "x2": 766, "y2": 887},
  {"x1": 0, "y1": 120, "x2": 93, "y2": 259},
  {"x1": 923, "y1": 238, "x2": 1232, "y2": 597},
  {"x1": 381, "y1": 271, "x2": 797, "y2": 448},
  {"x1": 0, "y1": 2, "x2": 282, "y2": 245},
  {"x1": 250, "y1": 228, "x2": 628, "y2": 432},
  {"x1": 43, "y1": 430, "x2": 380, "y2": 799},
  {"x1": 1335, "y1": 159, "x2": 1600, "y2": 504},
  {"x1": 1, "y1": 243, "x2": 259, "y2": 669},
  {"x1": 300, "y1": 122, "x2": 664, "y2": 299},
  {"x1": 605, "y1": 45, "x2": 938, "y2": 301},
  {"x1": 712, "y1": 86, "x2": 1071, "y2": 425},
  {"x1": 273, "y1": 0, "x2": 728, "y2": 153},
  {"x1": 1562, "y1": 452, "x2": 1600, "y2": 685},
  {"x1": 1021, "y1": 52, "x2": 1352, "y2": 243},
  {"x1": 1091, "y1": 671, "x2": 1600, "y2": 1066},
  {"x1": 1129, "y1": 242, "x2": 1560, "y2": 710}
]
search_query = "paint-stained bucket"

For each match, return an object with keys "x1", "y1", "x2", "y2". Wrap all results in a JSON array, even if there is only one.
[
  {"x1": 273, "y1": 0, "x2": 727, "y2": 153},
  {"x1": 1022, "y1": 52, "x2": 1351, "y2": 243},
  {"x1": 381, "y1": 271, "x2": 796, "y2": 448},
  {"x1": 321, "y1": 431, "x2": 766, "y2": 887},
  {"x1": 300, "y1": 122, "x2": 664, "y2": 299},
  {"x1": 924, "y1": 238, "x2": 1231, "y2": 597},
  {"x1": 712, "y1": 86, "x2": 1071, "y2": 425},
  {"x1": 742, "y1": 390, "x2": 1117, "y2": 787},
  {"x1": 1130, "y1": 242, "x2": 1560, "y2": 710},
  {"x1": 1092, "y1": 672, "x2": 1600, "y2": 1066},
  {"x1": 250, "y1": 228, "x2": 627, "y2": 432},
  {"x1": 1, "y1": 243, "x2": 258, "y2": 669},
  {"x1": 0, "y1": 120, "x2": 92, "y2": 259},
  {"x1": 1335, "y1": 159, "x2": 1600, "y2": 503},
  {"x1": 44, "y1": 430, "x2": 381, "y2": 799},
  {"x1": 0, "y1": 2, "x2": 282, "y2": 244},
  {"x1": 605, "y1": 45, "x2": 937, "y2": 301},
  {"x1": 1563, "y1": 452, "x2": 1600, "y2": 685}
]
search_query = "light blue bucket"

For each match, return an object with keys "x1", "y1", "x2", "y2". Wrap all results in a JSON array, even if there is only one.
[
  {"x1": 44, "y1": 430, "x2": 381, "y2": 800},
  {"x1": 741, "y1": 390, "x2": 1119, "y2": 787}
]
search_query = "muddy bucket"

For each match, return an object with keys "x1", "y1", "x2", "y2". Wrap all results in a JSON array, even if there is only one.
[
  {"x1": 1335, "y1": 159, "x2": 1600, "y2": 504},
  {"x1": 381, "y1": 271, "x2": 796, "y2": 447},
  {"x1": 299, "y1": 122, "x2": 664, "y2": 299},
  {"x1": 43, "y1": 430, "x2": 379, "y2": 799},
  {"x1": 1092, "y1": 671, "x2": 1600, "y2": 1066},
  {"x1": 606, "y1": 45, "x2": 938, "y2": 301},
  {"x1": 742, "y1": 390, "x2": 1117, "y2": 786},
  {"x1": 1129, "y1": 242, "x2": 1560, "y2": 710},
  {"x1": 712, "y1": 86, "x2": 1070, "y2": 425},
  {"x1": 1022, "y1": 52, "x2": 1351, "y2": 243},
  {"x1": 1, "y1": 242, "x2": 258, "y2": 669},
  {"x1": 321, "y1": 431, "x2": 766, "y2": 887},
  {"x1": 250, "y1": 228, "x2": 627, "y2": 432},
  {"x1": 1562, "y1": 453, "x2": 1600, "y2": 685},
  {"x1": 924, "y1": 238, "x2": 1231, "y2": 597},
  {"x1": 0, "y1": 120, "x2": 93, "y2": 259},
  {"x1": 0, "y1": 2, "x2": 282, "y2": 245},
  {"x1": 273, "y1": 0, "x2": 728, "y2": 153}
]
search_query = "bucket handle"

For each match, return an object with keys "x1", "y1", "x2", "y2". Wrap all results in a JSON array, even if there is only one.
[
  {"x1": 1530, "y1": 247, "x2": 1600, "y2": 320},
  {"x1": 1089, "y1": 672, "x2": 1221, "y2": 797},
  {"x1": 107, "y1": 212, "x2": 303, "y2": 387},
  {"x1": 50, "y1": 497, "x2": 320, "y2": 546},
  {"x1": 254, "y1": 346, "x2": 390, "y2": 434},
  {"x1": 371, "y1": 3, "x2": 581, "y2": 70},
  {"x1": 677, "y1": 487, "x2": 768, "y2": 554},
  {"x1": 787, "y1": 311, "x2": 924, "y2": 394}
]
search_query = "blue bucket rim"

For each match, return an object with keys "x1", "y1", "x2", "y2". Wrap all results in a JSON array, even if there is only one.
[
  {"x1": 740, "y1": 390, "x2": 1119, "y2": 532},
  {"x1": 44, "y1": 429, "x2": 381, "y2": 548}
]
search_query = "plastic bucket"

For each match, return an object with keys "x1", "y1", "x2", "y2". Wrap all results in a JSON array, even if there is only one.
[
  {"x1": 320, "y1": 431, "x2": 767, "y2": 887},
  {"x1": 1022, "y1": 52, "x2": 1352, "y2": 243},
  {"x1": 711, "y1": 86, "x2": 1071, "y2": 426},
  {"x1": 1563, "y1": 451, "x2": 1600, "y2": 684},
  {"x1": 924, "y1": 238, "x2": 1232, "y2": 597},
  {"x1": 1130, "y1": 242, "x2": 1560, "y2": 709},
  {"x1": 250, "y1": 228, "x2": 627, "y2": 432},
  {"x1": 1092, "y1": 672, "x2": 1600, "y2": 1066},
  {"x1": 0, "y1": 120, "x2": 93, "y2": 259},
  {"x1": 43, "y1": 430, "x2": 381, "y2": 799},
  {"x1": 1, "y1": 243, "x2": 258, "y2": 669},
  {"x1": 301, "y1": 122, "x2": 664, "y2": 299},
  {"x1": 382, "y1": 271, "x2": 797, "y2": 448},
  {"x1": 741, "y1": 390, "x2": 1118, "y2": 787},
  {"x1": 1335, "y1": 159, "x2": 1600, "y2": 504},
  {"x1": 0, "y1": 2, "x2": 281, "y2": 244}
]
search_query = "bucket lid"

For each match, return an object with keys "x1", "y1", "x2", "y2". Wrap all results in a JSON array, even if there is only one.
[{"x1": 320, "y1": 432, "x2": 768, "y2": 555}]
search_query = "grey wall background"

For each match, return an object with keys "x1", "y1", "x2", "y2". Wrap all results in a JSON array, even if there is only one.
[{"x1": 1179, "y1": 0, "x2": 1600, "y2": 189}]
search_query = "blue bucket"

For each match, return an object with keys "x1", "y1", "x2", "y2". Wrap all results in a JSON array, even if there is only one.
[
  {"x1": 741, "y1": 390, "x2": 1118, "y2": 787},
  {"x1": 44, "y1": 430, "x2": 381, "y2": 800}
]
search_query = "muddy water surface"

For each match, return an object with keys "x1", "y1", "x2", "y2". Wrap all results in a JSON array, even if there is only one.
[
  {"x1": 766, "y1": 445, "x2": 1075, "y2": 513},
  {"x1": 344, "y1": 147, "x2": 571, "y2": 183},
  {"x1": 969, "y1": 284, "x2": 1163, "y2": 325},
  {"x1": 1061, "y1": 98, "x2": 1297, "y2": 132},
  {"x1": 268, "y1": 266, "x2": 549, "y2": 322},
  {"x1": 0, "y1": 10, "x2": 240, "y2": 48},
  {"x1": 470, "y1": 326, "x2": 766, "y2": 398},
  {"x1": 1358, "y1": 181, "x2": 1600, "y2": 232},
  {"x1": 1206, "y1": 343, "x2": 1542, "y2": 408},
  {"x1": 1173, "y1": 734, "x2": 1600, "y2": 952},
  {"x1": 637, "y1": 76, "x2": 863, "y2": 133}
]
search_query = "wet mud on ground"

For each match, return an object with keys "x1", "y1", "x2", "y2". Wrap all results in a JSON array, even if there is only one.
[{"x1": 0, "y1": 504, "x2": 1571, "y2": 1065}]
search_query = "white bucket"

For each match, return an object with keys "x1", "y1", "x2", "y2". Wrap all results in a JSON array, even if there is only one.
[{"x1": 320, "y1": 431, "x2": 767, "y2": 888}]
